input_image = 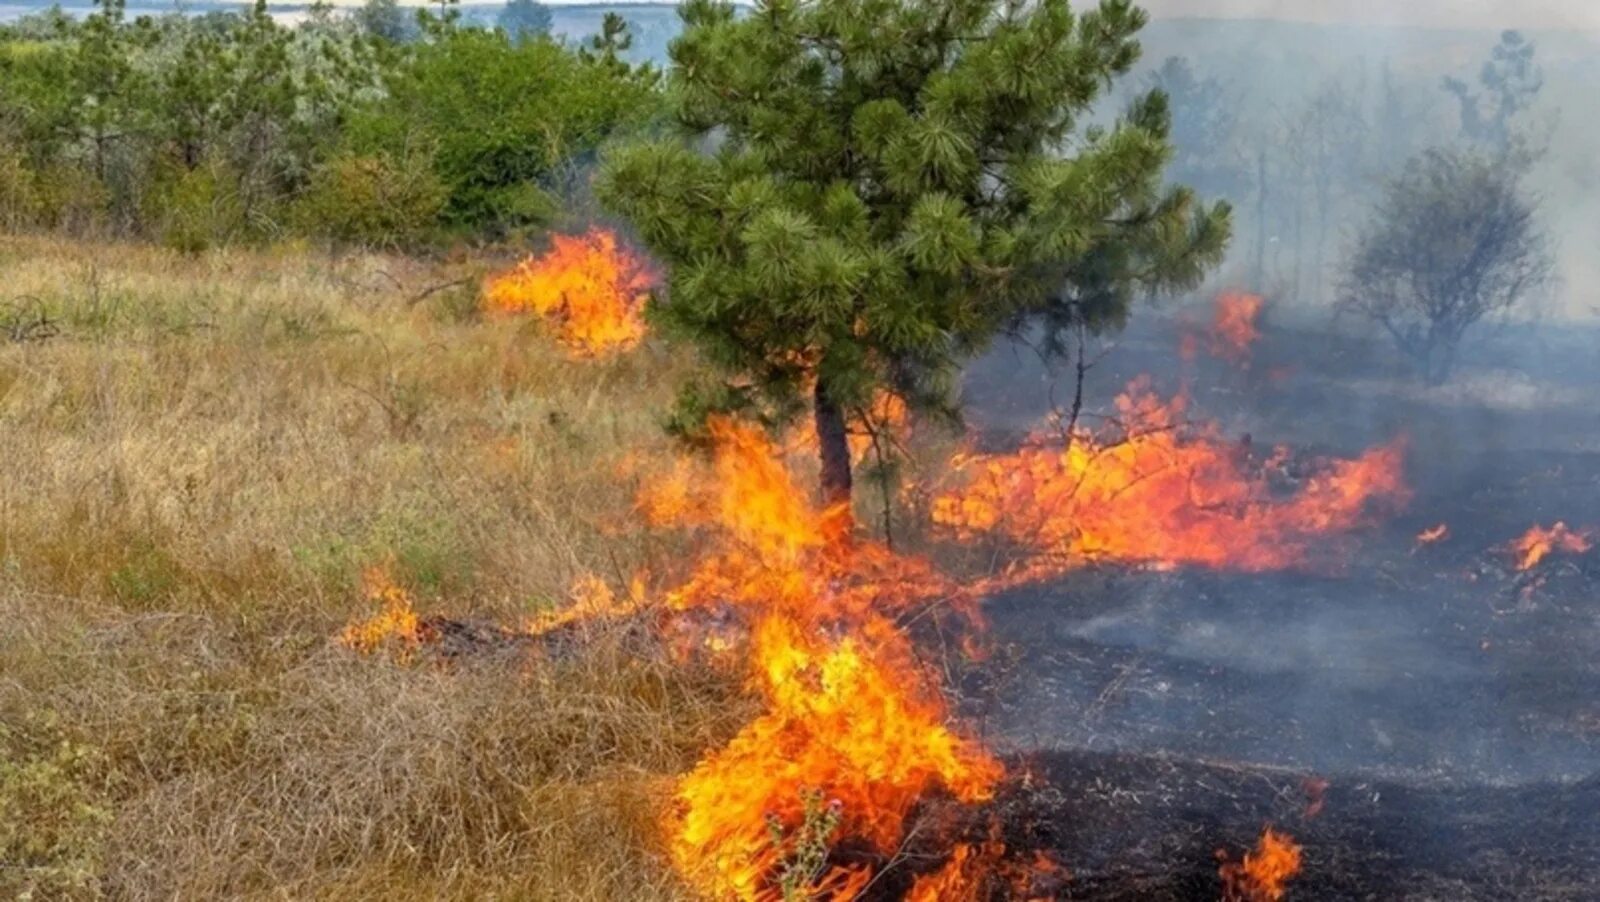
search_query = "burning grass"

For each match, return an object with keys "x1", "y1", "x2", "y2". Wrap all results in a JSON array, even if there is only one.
[
  {"x1": 931, "y1": 378, "x2": 1409, "y2": 575},
  {"x1": 9, "y1": 235, "x2": 1575, "y2": 901},
  {"x1": 637, "y1": 418, "x2": 1003, "y2": 897},
  {"x1": 482, "y1": 227, "x2": 656, "y2": 357}
]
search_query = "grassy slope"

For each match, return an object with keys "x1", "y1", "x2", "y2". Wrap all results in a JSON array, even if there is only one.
[{"x1": 0, "y1": 234, "x2": 744, "y2": 899}]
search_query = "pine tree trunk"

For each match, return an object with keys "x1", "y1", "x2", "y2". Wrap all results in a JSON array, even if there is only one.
[{"x1": 813, "y1": 378, "x2": 853, "y2": 508}]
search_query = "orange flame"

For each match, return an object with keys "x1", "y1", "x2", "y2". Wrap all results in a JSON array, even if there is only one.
[
  {"x1": 337, "y1": 566, "x2": 434, "y2": 657},
  {"x1": 1508, "y1": 522, "x2": 1594, "y2": 571},
  {"x1": 1416, "y1": 523, "x2": 1449, "y2": 545},
  {"x1": 907, "y1": 839, "x2": 1001, "y2": 902},
  {"x1": 524, "y1": 573, "x2": 648, "y2": 637},
  {"x1": 933, "y1": 378, "x2": 1409, "y2": 574},
  {"x1": 483, "y1": 227, "x2": 654, "y2": 356},
  {"x1": 1220, "y1": 827, "x2": 1303, "y2": 902},
  {"x1": 1183, "y1": 292, "x2": 1265, "y2": 366},
  {"x1": 645, "y1": 417, "x2": 1001, "y2": 898},
  {"x1": 789, "y1": 387, "x2": 911, "y2": 464},
  {"x1": 907, "y1": 829, "x2": 1067, "y2": 902},
  {"x1": 1210, "y1": 291, "x2": 1264, "y2": 365}
]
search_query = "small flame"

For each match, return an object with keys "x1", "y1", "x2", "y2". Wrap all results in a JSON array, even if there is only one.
[
  {"x1": 789, "y1": 387, "x2": 910, "y2": 464},
  {"x1": 906, "y1": 830, "x2": 1068, "y2": 902},
  {"x1": 482, "y1": 227, "x2": 655, "y2": 356},
  {"x1": 907, "y1": 840, "x2": 998, "y2": 902},
  {"x1": 1415, "y1": 523, "x2": 1449, "y2": 545},
  {"x1": 1508, "y1": 522, "x2": 1594, "y2": 571},
  {"x1": 1210, "y1": 291, "x2": 1265, "y2": 365},
  {"x1": 1220, "y1": 827, "x2": 1303, "y2": 902},
  {"x1": 337, "y1": 566, "x2": 434, "y2": 657},
  {"x1": 524, "y1": 573, "x2": 648, "y2": 637}
]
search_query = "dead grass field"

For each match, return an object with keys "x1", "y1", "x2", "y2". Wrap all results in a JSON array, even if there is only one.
[{"x1": 0, "y1": 234, "x2": 747, "y2": 899}]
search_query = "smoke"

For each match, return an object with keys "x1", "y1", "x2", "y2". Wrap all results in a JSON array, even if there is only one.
[
  {"x1": 1139, "y1": 0, "x2": 1600, "y2": 32},
  {"x1": 1098, "y1": 7, "x2": 1600, "y2": 323}
]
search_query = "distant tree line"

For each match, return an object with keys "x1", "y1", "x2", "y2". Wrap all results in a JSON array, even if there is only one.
[
  {"x1": 0, "y1": 0, "x2": 659, "y2": 249},
  {"x1": 1141, "y1": 30, "x2": 1553, "y2": 383}
]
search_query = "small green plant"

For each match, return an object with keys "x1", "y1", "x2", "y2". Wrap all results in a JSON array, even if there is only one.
[
  {"x1": 293, "y1": 502, "x2": 472, "y2": 597},
  {"x1": 106, "y1": 538, "x2": 184, "y2": 606},
  {"x1": 766, "y1": 788, "x2": 845, "y2": 902}
]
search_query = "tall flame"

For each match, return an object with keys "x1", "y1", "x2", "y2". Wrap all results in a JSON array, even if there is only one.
[
  {"x1": 1508, "y1": 521, "x2": 1594, "y2": 571},
  {"x1": 482, "y1": 227, "x2": 654, "y2": 356},
  {"x1": 933, "y1": 378, "x2": 1409, "y2": 574},
  {"x1": 639, "y1": 418, "x2": 1000, "y2": 898}
]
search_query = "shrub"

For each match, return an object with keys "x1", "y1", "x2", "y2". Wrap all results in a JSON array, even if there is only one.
[
  {"x1": 347, "y1": 27, "x2": 659, "y2": 236},
  {"x1": 295, "y1": 148, "x2": 448, "y2": 249},
  {"x1": 0, "y1": 146, "x2": 42, "y2": 229},
  {"x1": 1340, "y1": 147, "x2": 1552, "y2": 384},
  {"x1": 144, "y1": 160, "x2": 251, "y2": 254}
]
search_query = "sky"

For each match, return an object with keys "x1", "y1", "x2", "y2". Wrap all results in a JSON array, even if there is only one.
[{"x1": 1140, "y1": 0, "x2": 1600, "y2": 32}]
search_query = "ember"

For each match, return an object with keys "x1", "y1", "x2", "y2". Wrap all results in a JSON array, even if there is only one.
[{"x1": 482, "y1": 227, "x2": 655, "y2": 356}]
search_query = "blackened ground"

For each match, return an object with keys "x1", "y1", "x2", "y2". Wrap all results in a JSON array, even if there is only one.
[
  {"x1": 947, "y1": 311, "x2": 1600, "y2": 897},
  {"x1": 1006, "y1": 750, "x2": 1600, "y2": 900}
]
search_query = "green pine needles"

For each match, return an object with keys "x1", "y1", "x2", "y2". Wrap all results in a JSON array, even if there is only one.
[{"x1": 599, "y1": 0, "x2": 1230, "y2": 504}]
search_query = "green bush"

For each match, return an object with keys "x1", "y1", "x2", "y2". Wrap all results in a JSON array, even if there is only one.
[
  {"x1": 29, "y1": 163, "x2": 110, "y2": 235},
  {"x1": 295, "y1": 148, "x2": 448, "y2": 249},
  {"x1": 346, "y1": 27, "x2": 659, "y2": 236},
  {"x1": 0, "y1": 146, "x2": 41, "y2": 229},
  {"x1": 145, "y1": 160, "x2": 250, "y2": 254},
  {"x1": 0, "y1": 2, "x2": 661, "y2": 246}
]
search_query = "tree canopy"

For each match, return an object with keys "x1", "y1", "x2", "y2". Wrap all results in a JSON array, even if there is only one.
[{"x1": 598, "y1": 0, "x2": 1230, "y2": 503}]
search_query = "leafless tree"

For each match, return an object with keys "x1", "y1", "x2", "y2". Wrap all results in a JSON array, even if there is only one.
[{"x1": 1340, "y1": 147, "x2": 1551, "y2": 385}]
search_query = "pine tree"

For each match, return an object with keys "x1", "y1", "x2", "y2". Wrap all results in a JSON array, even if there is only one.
[{"x1": 598, "y1": 0, "x2": 1230, "y2": 506}]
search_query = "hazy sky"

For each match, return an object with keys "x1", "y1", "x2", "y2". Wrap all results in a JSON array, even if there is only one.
[{"x1": 1141, "y1": 0, "x2": 1600, "y2": 32}]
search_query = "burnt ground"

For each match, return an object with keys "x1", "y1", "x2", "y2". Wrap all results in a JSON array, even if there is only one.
[{"x1": 950, "y1": 311, "x2": 1600, "y2": 898}]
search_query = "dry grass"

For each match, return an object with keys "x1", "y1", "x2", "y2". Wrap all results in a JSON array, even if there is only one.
[{"x1": 0, "y1": 234, "x2": 746, "y2": 899}]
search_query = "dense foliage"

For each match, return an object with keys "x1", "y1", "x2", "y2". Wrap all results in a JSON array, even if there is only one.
[
  {"x1": 0, "y1": 0, "x2": 659, "y2": 248},
  {"x1": 598, "y1": 0, "x2": 1230, "y2": 501}
]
